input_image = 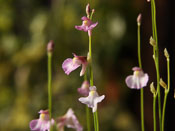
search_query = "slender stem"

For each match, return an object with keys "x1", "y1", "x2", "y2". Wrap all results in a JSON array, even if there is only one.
[
  {"x1": 140, "y1": 89, "x2": 144, "y2": 131},
  {"x1": 162, "y1": 93, "x2": 167, "y2": 131},
  {"x1": 95, "y1": 111, "x2": 99, "y2": 131},
  {"x1": 48, "y1": 52, "x2": 52, "y2": 118},
  {"x1": 153, "y1": 94, "x2": 157, "y2": 131},
  {"x1": 86, "y1": 106, "x2": 91, "y2": 131},
  {"x1": 137, "y1": 22, "x2": 144, "y2": 131},
  {"x1": 89, "y1": 35, "x2": 94, "y2": 86},
  {"x1": 150, "y1": 0, "x2": 161, "y2": 130},
  {"x1": 162, "y1": 57, "x2": 170, "y2": 131},
  {"x1": 137, "y1": 24, "x2": 142, "y2": 69},
  {"x1": 48, "y1": 52, "x2": 53, "y2": 131},
  {"x1": 89, "y1": 34, "x2": 99, "y2": 131},
  {"x1": 93, "y1": 113, "x2": 97, "y2": 131},
  {"x1": 84, "y1": 71, "x2": 91, "y2": 131}
]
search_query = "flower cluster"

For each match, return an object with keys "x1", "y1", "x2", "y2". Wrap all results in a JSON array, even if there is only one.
[
  {"x1": 29, "y1": 109, "x2": 82, "y2": 131},
  {"x1": 30, "y1": 3, "x2": 105, "y2": 131}
]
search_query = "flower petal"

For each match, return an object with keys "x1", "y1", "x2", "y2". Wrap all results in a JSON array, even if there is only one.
[
  {"x1": 30, "y1": 119, "x2": 40, "y2": 130},
  {"x1": 140, "y1": 73, "x2": 149, "y2": 87},
  {"x1": 88, "y1": 22, "x2": 98, "y2": 30},
  {"x1": 62, "y1": 58, "x2": 80, "y2": 75},
  {"x1": 80, "y1": 63, "x2": 87, "y2": 76}
]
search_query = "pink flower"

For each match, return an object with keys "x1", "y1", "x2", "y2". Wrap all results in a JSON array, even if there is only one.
[
  {"x1": 29, "y1": 110, "x2": 54, "y2": 131},
  {"x1": 56, "y1": 108, "x2": 83, "y2": 131},
  {"x1": 62, "y1": 53, "x2": 88, "y2": 76},
  {"x1": 75, "y1": 16, "x2": 98, "y2": 36},
  {"x1": 125, "y1": 67, "x2": 149, "y2": 89},
  {"x1": 79, "y1": 86, "x2": 105, "y2": 113},
  {"x1": 77, "y1": 80, "x2": 90, "y2": 96}
]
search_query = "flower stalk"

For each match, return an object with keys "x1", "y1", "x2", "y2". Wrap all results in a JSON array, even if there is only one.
[
  {"x1": 137, "y1": 14, "x2": 145, "y2": 131},
  {"x1": 150, "y1": 0, "x2": 161, "y2": 130},
  {"x1": 89, "y1": 34, "x2": 99, "y2": 131},
  {"x1": 47, "y1": 41, "x2": 54, "y2": 131},
  {"x1": 150, "y1": 82, "x2": 157, "y2": 131},
  {"x1": 47, "y1": 41, "x2": 54, "y2": 119},
  {"x1": 161, "y1": 49, "x2": 170, "y2": 131}
]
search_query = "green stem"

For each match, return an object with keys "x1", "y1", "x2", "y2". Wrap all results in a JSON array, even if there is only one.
[
  {"x1": 89, "y1": 35, "x2": 94, "y2": 86},
  {"x1": 153, "y1": 94, "x2": 157, "y2": 131},
  {"x1": 150, "y1": 0, "x2": 161, "y2": 130},
  {"x1": 89, "y1": 34, "x2": 99, "y2": 131},
  {"x1": 138, "y1": 22, "x2": 144, "y2": 131},
  {"x1": 86, "y1": 106, "x2": 91, "y2": 131},
  {"x1": 48, "y1": 52, "x2": 52, "y2": 118},
  {"x1": 162, "y1": 93, "x2": 167, "y2": 131},
  {"x1": 84, "y1": 71, "x2": 91, "y2": 131},
  {"x1": 140, "y1": 89, "x2": 144, "y2": 131},
  {"x1": 162, "y1": 57, "x2": 170, "y2": 131},
  {"x1": 137, "y1": 24, "x2": 142, "y2": 69}
]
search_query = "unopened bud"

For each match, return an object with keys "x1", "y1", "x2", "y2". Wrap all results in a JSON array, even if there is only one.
[
  {"x1": 90, "y1": 9, "x2": 95, "y2": 19},
  {"x1": 164, "y1": 48, "x2": 169, "y2": 59},
  {"x1": 150, "y1": 82, "x2": 156, "y2": 95},
  {"x1": 147, "y1": 0, "x2": 150, "y2": 2},
  {"x1": 137, "y1": 13, "x2": 142, "y2": 26},
  {"x1": 47, "y1": 40, "x2": 54, "y2": 53},
  {"x1": 86, "y1": 3, "x2": 91, "y2": 18},
  {"x1": 149, "y1": 36, "x2": 156, "y2": 47},
  {"x1": 160, "y1": 78, "x2": 167, "y2": 89}
]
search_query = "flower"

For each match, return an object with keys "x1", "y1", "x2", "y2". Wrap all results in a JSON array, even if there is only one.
[
  {"x1": 29, "y1": 110, "x2": 54, "y2": 131},
  {"x1": 56, "y1": 108, "x2": 83, "y2": 131},
  {"x1": 79, "y1": 86, "x2": 105, "y2": 113},
  {"x1": 62, "y1": 53, "x2": 88, "y2": 76},
  {"x1": 75, "y1": 16, "x2": 98, "y2": 36},
  {"x1": 77, "y1": 80, "x2": 90, "y2": 96},
  {"x1": 125, "y1": 67, "x2": 149, "y2": 89}
]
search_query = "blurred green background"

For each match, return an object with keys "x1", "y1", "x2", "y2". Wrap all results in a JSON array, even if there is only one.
[{"x1": 0, "y1": 0, "x2": 174, "y2": 131}]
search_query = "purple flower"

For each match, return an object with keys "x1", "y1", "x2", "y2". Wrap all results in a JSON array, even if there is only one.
[
  {"x1": 125, "y1": 67, "x2": 149, "y2": 89},
  {"x1": 62, "y1": 53, "x2": 88, "y2": 76},
  {"x1": 79, "y1": 86, "x2": 105, "y2": 113},
  {"x1": 29, "y1": 110, "x2": 54, "y2": 131},
  {"x1": 56, "y1": 108, "x2": 83, "y2": 131},
  {"x1": 75, "y1": 16, "x2": 98, "y2": 36},
  {"x1": 77, "y1": 80, "x2": 90, "y2": 96}
]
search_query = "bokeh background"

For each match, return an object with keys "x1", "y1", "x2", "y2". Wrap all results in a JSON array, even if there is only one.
[{"x1": 0, "y1": 0, "x2": 174, "y2": 131}]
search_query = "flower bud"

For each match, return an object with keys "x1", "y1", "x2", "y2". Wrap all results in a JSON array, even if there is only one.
[
  {"x1": 137, "y1": 13, "x2": 142, "y2": 26},
  {"x1": 149, "y1": 36, "x2": 156, "y2": 47},
  {"x1": 86, "y1": 3, "x2": 91, "y2": 18},
  {"x1": 47, "y1": 40, "x2": 54, "y2": 53},
  {"x1": 150, "y1": 82, "x2": 156, "y2": 95},
  {"x1": 160, "y1": 78, "x2": 167, "y2": 89},
  {"x1": 164, "y1": 48, "x2": 169, "y2": 60},
  {"x1": 147, "y1": 0, "x2": 150, "y2": 2}
]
